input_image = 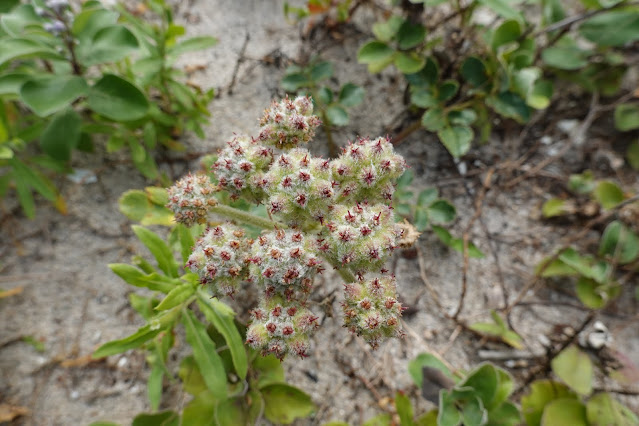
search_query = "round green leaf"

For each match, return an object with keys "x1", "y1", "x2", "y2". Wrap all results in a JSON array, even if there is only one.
[
  {"x1": 486, "y1": 92, "x2": 530, "y2": 123},
  {"x1": 372, "y1": 15, "x2": 403, "y2": 42},
  {"x1": 575, "y1": 277, "x2": 619, "y2": 309},
  {"x1": 460, "y1": 57, "x2": 488, "y2": 87},
  {"x1": 599, "y1": 220, "x2": 639, "y2": 265},
  {"x1": 586, "y1": 392, "x2": 639, "y2": 425},
  {"x1": 541, "y1": 399, "x2": 587, "y2": 426},
  {"x1": 626, "y1": 140, "x2": 639, "y2": 170},
  {"x1": 81, "y1": 25, "x2": 139, "y2": 66},
  {"x1": 310, "y1": 61, "x2": 333, "y2": 82},
  {"x1": 394, "y1": 52, "x2": 425, "y2": 74},
  {"x1": 132, "y1": 411, "x2": 179, "y2": 426},
  {"x1": 326, "y1": 105, "x2": 349, "y2": 126},
  {"x1": 551, "y1": 345, "x2": 593, "y2": 396},
  {"x1": 358, "y1": 41, "x2": 394, "y2": 64},
  {"x1": 521, "y1": 380, "x2": 577, "y2": 426},
  {"x1": 261, "y1": 384, "x2": 315, "y2": 424},
  {"x1": 428, "y1": 200, "x2": 456, "y2": 223},
  {"x1": 528, "y1": 79, "x2": 553, "y2": 110},
  {"x1": 614, "y1": 103, "x2": 639, "y2": 132},
  {"x1": 88, "y1": 74, "x2": 149, "y2": 121},
  {"x1": 421, "y1": 107, "x2": 446, "y2": 132},
  {"x1": 338, "y1": 83, "x2": 365, "y2": 107},
  {"x1": 491, "y1": 20, "x2": 522, "y2": 51},
  {"x1": 593, "y1": 181, "x2": 624, "y2": 210},
  {"x1": 397, "y1": 20, "x2": 426, "y2": 50},
  {"x1": 40, "y1": 109, "x2": 82, "y2": 162},
  {"x1": 20, "y1": 75, "x2": 88, "y2": 117},
  {"x1": 438, "y1": 80, "x2": 459, "y2": 102},
  {"x1": 437, "y1": 125, "x2": 473, "y2": 158}
]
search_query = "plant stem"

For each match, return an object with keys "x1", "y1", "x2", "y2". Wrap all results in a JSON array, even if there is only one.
[
  {"x1": 335, "y1": 266, "x2": 357, "y2": 283},
  {"x1": 209, "y1": 205, "x2": 286, "y2": 229},
  {"x1": 391, "y1": 120, "x2": 422, "y2": 146},
  {"x1": 321, "y1": 109, "x2": 339, "y2": 158}
]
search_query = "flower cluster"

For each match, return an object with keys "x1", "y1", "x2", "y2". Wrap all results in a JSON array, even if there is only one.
[
  {"x1": 332, "y1": 136, "x2": 406, "y2": 204},
  {"x1": 167, "y1": 97, "x2": 413, "y2": 358},
  {"x1": 185, "y1": 224, "x2": 249, "y2": 297},
  {"x1": 258, "y1": 96, "x2": 321, "y2": 149},
  {"x1": 264, "y1": 148, "x2": 334, "y2": 225},
  {"x1": 319, "y1": 203, "x2": 403, "y2": 274},
  {"x1": 166, "y1": 173, "x2": 218, "y2": 226},
  {"x1": 212, "y1": 135, "x2": 273, "y2": 202},
  {"x1": 342, "y1": 275, "x2": 404, "y2": 349}
]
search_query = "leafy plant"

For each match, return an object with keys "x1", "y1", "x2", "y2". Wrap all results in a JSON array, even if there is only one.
[
  {"x1": 356, "y1": 0, "x2": 636, "y2": 158},
  {"x1": 283, "y1": 0, "x2": 353, "y2": 23},
  {"x1": 281, "y1": 59, "x2": 365, "y2": 156},
  {"x1": 394, "y1": 169, "x2": 484, "y2": 258},
  {"x1": 92, "y1": 219, "x2": 315, "y2": 425},
  {"x1": 0, "y1": 0, "x2": 216, "y2": 217}
]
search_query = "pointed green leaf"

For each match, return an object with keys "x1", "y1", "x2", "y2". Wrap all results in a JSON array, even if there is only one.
[
  {"x1": 93, "y1": 324, "x2": 162, "y2": 358},
  {"x1": 132, "y1": 225, "x2": 178, "y2": 278},
  {"x1": 261, "y1": 383, "x2": 315, "y2": 424},
  {"x1": 182, "y1": 310, "x2": 227, "y2": 400},
  {"x1": 80, "y1": 25, "x2": 139, "y2": 66},
  {"x1": 551, "y1": 345, "x2": 593, "y2": 396},
  {"x1": 109, "y1": 264, "x2": 176, "y2": 293},
  {"x1": 20, "y1": 76, "x2": 88, "y2": 117},
  {"x1": 88, "y1": 74, "x2": 149, "y2": 121},
  {"x1": 437, "y1": 125, "x2": 473, "y2": 158},
  {"x1": 39, "y1": 109, "x2": 82, "y2": 162}
]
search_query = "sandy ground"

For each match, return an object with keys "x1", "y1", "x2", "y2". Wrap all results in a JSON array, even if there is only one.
[{"x1": 1, "y1": 1, "x2": 638, "y2": 425}]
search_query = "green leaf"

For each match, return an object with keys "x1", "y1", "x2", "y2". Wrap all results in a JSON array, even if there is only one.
[
  {"x1": 80, "y1": 25, "x2": 139, "y2": 66},
  {"x1": 215, "y1": 398, "x2": 247, "y2": 426},
  {"x1": 167, "y1": 36, "x2": 217, "y2": 57},
  {"x1": 0, "y1": 37, "x2": 62, "y2": 66},
  {"x1": 197, "y1": 294, "x2": 248, "y2": 380},
  {"x1": 542, "y1": 46, "x2": 589, "y2": 70},
  {"x1": 118, "y1": 189, "x2": 174, "y2": 226},
  {"x1": 261, "y1": 383, "x2": 315, "y2": 424},
  {"x1": 338, "y1": 83, "x2": 365, "y2": 107},
  {"x1": 253, "y1": 353, "x2": 285, "y2": 389},
  {"x1": 109, "y1": 264, "x2": 176, "y2": 293},
  {"x1": 586, "y1": 392, "x2": 639, "y2": 426},
  {"x1": 448, "y1": 109, "x2": 477, "y2": 126},
  {"x1": 182, "y1": 390, "x2": 216, "y2": 426},
  {"x1": 614, "y1": 103, "x2": 639, "y2": 132},
  {"x1": 427, "y1": 200, "x2": 456, "y2": 224},
  {"x1": 540, "y1": 399, "x2": 587, "y2": 426},
  {"x1": 421, "y1": 107, "x2": 446, "y2": 131},
  {"x1": 395, "y1": 392, "x2": 414, "y2": 426},
  {"x1": 406, "y1": 57, "x2": 439, "y2": 88},
  {"x1": 281, "y1": 72, "x2": 309, "y2": 92},
  {"x1": 397, "y1": 21, "x2": 426, "y2": 50},
  {"x1": 132, "y1": 411, "x2": 179, "y2": 426},
  {"x1": 599, "y1": 220, "x2": 639, "y2": 264},
  {"x1": 93, "y1": 324, "x2": 163, "y2": 358},
  {"x1": 579, "y1": 10, "x2": 639, "y2": 47},
  {"x1": 575, "y1": 277, "x2": 620, "y2": 309},
  {"x1": 132, "y1": 225, "x2": 178, "y2": 278},
  {"x1": 432, "y1": 226, "x2": 485, "y2": 258},
  {"x1": 411, "y1": 88, "x2": 438, "y2": 108},
  {"x1": 358, "y1": 41, "x2": 395, "y2": 72},
  {"x1": 20, "y1": 76, "x2": 88, "y2": 117},
  {"x1": 627, "y1": 140, "x2": 639, "y2": 170},
  {"x1": 593, "y1": 181, "x2": 624, "y2": 209},
  {"x1": 154, "y1": 282, "x2": 195, "y2": 311},
  {"x1": 487, "y1": 92, "x2": 530, "y2": 123},
  {"x1": 363, "y1": 414, "x2": 393, "y2": 426},
  {"x1": 438, "y1": 391, "x2": 462, "y2": 426},
  {"x1": 326, "y1": 105, "x2": 349, "y2": 126},
  {"x1": 551, "y1": 345, "x2": 593, "y2": 396},
  {"x1": 372, "y1": 15, "x2": 403, "y2": 42},
  {"x1": 491, "y1": 20, "x2": 522, "y2": 51},
  {"x1": 10, "y1": 157, "x2": 57, "y2": 201},
  {"x1": 87, "y1": 74, "x2": 149, "y2": 121},
  {"x1": 460, "y1": 57, "x2": 489, "y2": 87},
  {"x1": 178, "y1": 356, "x2": 208, "y2": 396},
  {"x1": 182, "y1": 310, "x2": 227, "y2": 400},
  {"x1": 408, "y1": 353, "x2": 454, "y2": 388},
  {"x1": 528, "y1": 79, "x2": 553, "y2": 110},
  {"x1": 317, "y1": 87, "x2": 333, "y2": 105},
  {"x1": 457, "y1": 363, "x2": 498, "y2": 407},
  {"x1": 39, "y1": 109, "x2": 82, "y2": 162},
  {"x1": 147, "y1": 362, "x2": 163, "y2": 411},
  {"x1": 542, "y1": 198, "x2": 567, "y2": 218},
  {"x1": 569, "y1": 171, "x2": 595, "y2": 194},
  {"x1": 72, "y1": 8, "x2": 119, "y2": 41},
  {"x1": 395, "y1": 52, "x2": 425, "y2": 74},
  {"x1": 437, "y1": 125, "x2": 473, "y2": 158},
  {"x1": 437, "y1": 80, "x2": 459, "y2": 102},
  {"x1": 478, "y1": 0, "x2": 523, "y2": 20},
  {"x1": 417, "y1": 188, "x2": 438, "y2": 207},
  {"x1": 0, "y1": 73, "x2": 30, "y2": 95},
  {"x1": 310, "y1": 61, "x2": 333, "y2": 82},
  {"x1": 521, "y1": 380, "x2": 577, "y2": 426}
]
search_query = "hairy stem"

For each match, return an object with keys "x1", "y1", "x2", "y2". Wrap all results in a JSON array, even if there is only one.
[{"x1": 209, "y1": 205, "x2": 286, "y2": 229}]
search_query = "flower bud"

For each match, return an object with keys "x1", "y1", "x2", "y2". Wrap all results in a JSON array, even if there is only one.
[
  {"x1": 264, "y1": 148, "x2": 334, "y2": 226},
  {"x1": 321, "y1": 203, "x2": 403, "y2": 274},
  {"x1": 212, "y1": 135, "x2": 273, "y2": 202},
  {"x1": 186, "y1": 223, "x2": 250, "y2": 297},
  {"x1": 342, "y1": 275, "x2": 404, "y2": 348},
  {"x1": 248, "y1": 229, "x2": 322, "y2": 299},
  {"x1": 258, "y1": 96, "x2": 321, "y2": 149},
  {"x1": 331, "y1": 136, "x2": 406, "y2": 204},
  {"x1": 166, "y1": 173, "x2": 218, "y2": 227}
]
